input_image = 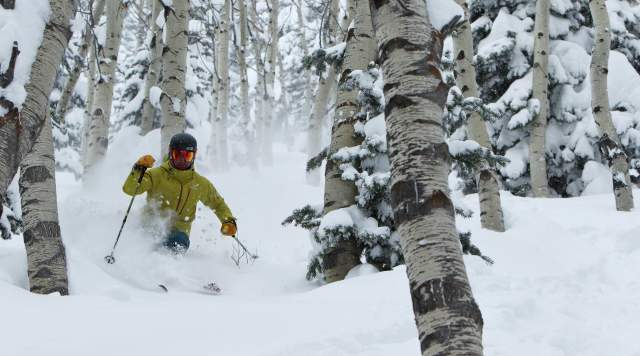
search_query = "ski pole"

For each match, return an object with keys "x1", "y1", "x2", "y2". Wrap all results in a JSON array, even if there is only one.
[
  {"x1": 104, "y1": 168, "x2": 147, "y2": 264},
  {"x1": 232, "y1": 235, "x2": 258, "y2": 260}
]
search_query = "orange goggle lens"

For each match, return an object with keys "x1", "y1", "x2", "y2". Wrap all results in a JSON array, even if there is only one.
[{"x1": 171, "y1": 149, "x2": 195, "y2": 162}]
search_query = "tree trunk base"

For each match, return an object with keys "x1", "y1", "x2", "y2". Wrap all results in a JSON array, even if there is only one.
[
  {"x1": 323, "y1": 239, "x2": 362, "y2": 283},
  {"x1": 478, "y1": 170, "x2": 505, "y2": 232}
]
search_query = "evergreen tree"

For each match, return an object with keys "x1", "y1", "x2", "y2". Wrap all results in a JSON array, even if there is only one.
[{"x1": 470, "y1": 0, "x2": 636, "y2": 196}]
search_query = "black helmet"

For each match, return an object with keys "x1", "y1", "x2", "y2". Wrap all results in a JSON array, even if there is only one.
[{"x1": 169, "y1": 133, "x2": 197, "y2": 152}]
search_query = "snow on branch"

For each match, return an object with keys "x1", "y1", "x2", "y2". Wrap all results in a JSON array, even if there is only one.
[
  {"x1": 426, "y1": 0, "x2": 464, "y2": 34},
  {"x1": 282, "y1": 205, "x2": 323, "y2": 230},
  {"x1": 448, "y1": 139, "x2": 509, "y2": 172},
  {"x1": 445, "y1": 86, "x2": 499, "y2": 130},
  {"x1": 303, "y1": 42, "x2": 346, "y2": 76}
]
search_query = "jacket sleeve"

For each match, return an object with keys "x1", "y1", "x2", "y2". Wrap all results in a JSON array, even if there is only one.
[
  {"x1": 203, "y1": 180, "x2": 234, "y2": 223},
  {"x1": 122, "y1": 168, "x2": 154, "y2": 196}
]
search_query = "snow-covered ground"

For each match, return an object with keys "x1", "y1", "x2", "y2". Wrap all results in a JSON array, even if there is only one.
[{"x1": 2, "y1": 128, "x2": 640, "y2": 356}]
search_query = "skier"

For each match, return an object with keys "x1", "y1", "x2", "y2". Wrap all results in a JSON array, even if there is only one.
[{"x1": 122, "y1": 133, "x2": 237, "y2": 253}]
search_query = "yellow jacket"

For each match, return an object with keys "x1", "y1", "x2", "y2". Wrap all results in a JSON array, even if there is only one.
[{"x1": 123, "y1": 161, "x2": 233, "y2": 235}]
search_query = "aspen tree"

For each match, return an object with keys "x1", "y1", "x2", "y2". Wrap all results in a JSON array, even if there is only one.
[
  {"x1": 140, "y1": 0, "x2": 164, "y2": 135},
  {"x1": 262, "y1": 0, "x2": 279, "y2": 165},
  {"x1": 237, "y1": 0, "x2": 256, "y2": 167},
  {"x1": 250, "y1": 0, "x2": 265, "y2": 167},
  {"x1": 84, "y1": 0, "x2": 127, "y2": 172},
  {"x1": 56, "y1": 0, "x2": 106, "y2": 121},
  {"x1": 452, "y1": 0, "x2": 505, "y2": 231},
  {"x1": 0, "y1": 0, "x2": 75, "y2": 195},
  {"x1": 590, "y1": 0, "x2": 634, "y2": 211},
  {"x1": 529, "y1": 0, "x2": 550, "y2": 197},
  {"x1": 306, "y1": 0, "x2": 342, "y2": 185},
  {"x1": 322, "y1": 0, "x2": 376, "y2": 283},
  {"x1": 370, "y1": 0, "x2": 484, "y2": 353},
  {"x1": 294, "y1": 0, "x2": 312, "y2": 123},
  {"x1": 19, "y1": 118, "x2": 69, "y2": 295},
  {"x1": 160, "y1": 0, "x2": 189, "y2": 152},
  {"x1": 210, "y1": 0, "x2": 231, "y2": 170}
]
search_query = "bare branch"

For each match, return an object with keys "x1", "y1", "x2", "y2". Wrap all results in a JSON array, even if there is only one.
[{"x1": 0, "y1": 42, "x2": 20, "y2": 88}]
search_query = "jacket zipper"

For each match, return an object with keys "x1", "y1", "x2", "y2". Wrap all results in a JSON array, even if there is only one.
[
  {"x1": 176, "y1": 183, "x2": 184, "y2": 211},
  {"x1": 178, "y1": 189, "x2": 191, "y2": 216}
]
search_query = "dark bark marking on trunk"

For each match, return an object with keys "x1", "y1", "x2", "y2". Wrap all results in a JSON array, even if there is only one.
[
  {"x1": 383, "y1": 82, "x2": 400, "y2": 93},
  {"x1": 391, "y1": 185, "x2": 455, "y2": 225},
  {"x1": 408, "y1": 142, "x2": 450, "y2": 162},
  {"x1": 20, "y1": 165, "x2": 53, "y2": 185},
  {"x1": 32, "y1": 267, "x2": 53, "y2": 279},
  {"x1": 479, "y1": 169, "x2": 492, "y2": 183},
  {"x1": 424, "y1": 82, "x2": 450, "y2": 108},
  {"x1": 97, "y1": 136, "x2": 109, "y2": 149},
  {"x1": 371, "y1": 0, "x2": 389, "y2": 12},
  {"x1": 410, "y1": 118, "x2": 442, "y2": 129},
  {"x1": 23, "y1": 221, "x2": 61, "y2": 245},
  {"x1": 420, "y1": 320, "x2": 481, "y2": 353},
  {"x1": 410, "y1": 277, "x2": 482, "y2": 322},
  {"x1": 385, "y1": 94, "x2": 416, "y2": 115},
  {"x1": 379, "y1": 38, "x2": 423, "y2": 64},
  {"x1": 410, "y1": 276, "x2": 483, "y2": 354}
]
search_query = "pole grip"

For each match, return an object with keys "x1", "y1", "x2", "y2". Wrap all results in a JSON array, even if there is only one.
[{"x1": 136, "y1": 167, "x2": 147, "y2": 184}]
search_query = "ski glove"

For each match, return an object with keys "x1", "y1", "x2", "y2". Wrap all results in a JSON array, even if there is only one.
[
  {"x1": 221, "y1": 218, "x2": 237, "y2": 237},
  {"x1": 134, "y1": 155, "x2": 156, "y2": 171}
]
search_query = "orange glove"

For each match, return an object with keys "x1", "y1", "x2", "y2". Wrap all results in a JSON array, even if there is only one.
[
  {"x1": 134, "y1": 155, "x2": 155, "y2": 170},
  {"x1": 221, "y1": 218, "x2": 237, "y2": 237}
]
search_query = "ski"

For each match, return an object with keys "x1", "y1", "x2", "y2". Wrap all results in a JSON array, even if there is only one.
[
  {"x1": 202, "y1": 282, "x2": 222, "y2": 295},
  {"x1": 156, "y1": 282, "x2": 221, "y2": 295}
]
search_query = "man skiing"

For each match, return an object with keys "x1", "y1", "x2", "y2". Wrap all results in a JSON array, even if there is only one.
[{"x1": 122, "y1": 133, "x2": 237, "y2": 253}]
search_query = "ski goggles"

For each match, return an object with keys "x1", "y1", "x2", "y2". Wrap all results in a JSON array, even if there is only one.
[{"x1": 170, "y1": 149, "x2": 195, "y2": 162}]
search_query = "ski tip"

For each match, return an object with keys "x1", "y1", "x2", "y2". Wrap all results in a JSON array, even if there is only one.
[
  {"x1": 203, "y1": 283, "x2": 222, "y2": 295},
  {"x1": 158, "y1": 284, "x2": 169, "y2": 293}
]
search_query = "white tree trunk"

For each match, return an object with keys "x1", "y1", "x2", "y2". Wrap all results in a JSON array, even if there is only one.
[
  {"x1": 250, "y1": 0, "x2": 265, "y2": 169},
  {"x1": 135, "y1": 0, "x2": 148, "y2": 47},
  {"x1": 371, "y1": 0, "x2": 484, "y2": 354},
  {"x1": 84, "y1": 0, "x2": 126, "y2": 173},
  {"x1": 590, "y1": 0, "x2": 634, "y2": 211},
  {"x1": 210, "y1": 0, "x2": 231, "y2": 171},
  {"x1": 19, "y1": 117, "x2": 69, "y2": 295},
  {"x1": 322, "y1": 0, "x2": 377, "y2": 283},
  {"x1": 343, "y1": 0, "x2": 356, "y2": 34},
  {"x1": 238, "y1": 0, "x2": 256, "y2": 168},
  {"x1": 160, "y1": 0, "x2": 189, "y2": 154},
  {"x1": 306, "y1": 74, "x2": 330, "y2": 186},
  {"x1": 0, "y1": 0, "x2": 74, "y2": 195},
  {"x1": 82, "y1": 7, "x2": 104, "y2": 166},
  {"x1": 529, "y1": 0, "x2": 550, "y2": 197},
  {"x1": 305, "y1": 0, "x2": 341, "y2": 186},
  {"x1": 261, "y1": 0, "x2": 279, "y2": 166},
  {"x1": 56, "y1": 0, "x2": 106, "y2": 122},
  {"x1": 452, "y1": 0, "x2": 505, "y2": 232},
  {"x1": 140, "y1": 0, "x2": 163, "y2": 135},
  {"x1": 295, "y1": 0, "x2": 312, "y2": 123},
  {"x1": 277, "y1": 51, "x2": 293, "y2": 149}
]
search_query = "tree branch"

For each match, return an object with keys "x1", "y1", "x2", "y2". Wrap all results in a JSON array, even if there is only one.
[{"x1": 0, "y1": 42, "x2": 20, "y2": 88}]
